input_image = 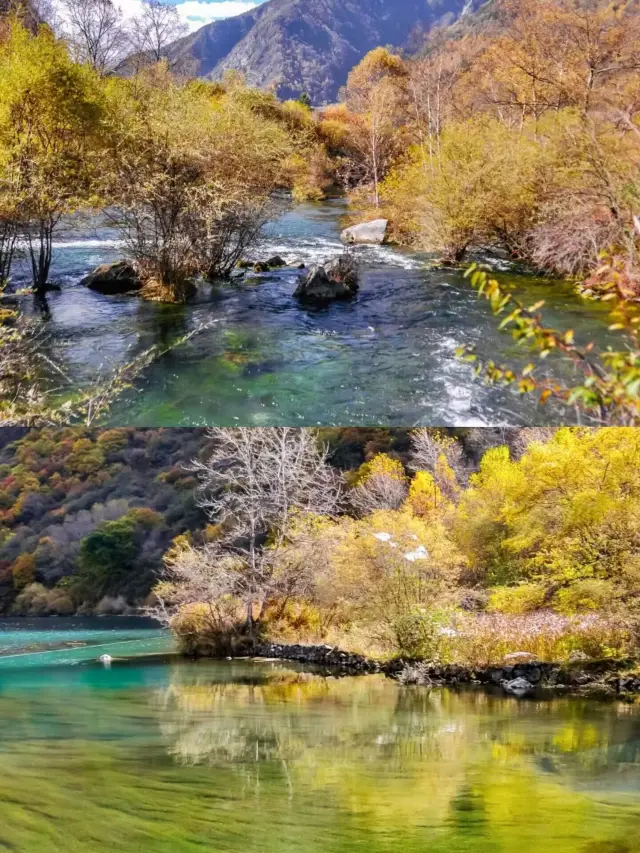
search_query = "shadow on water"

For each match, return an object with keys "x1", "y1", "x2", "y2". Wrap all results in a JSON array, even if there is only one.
[
  {"x1": 1, "y1": 620, "x2": 640, "y2": 852},
  {"x1": 12, "y1": 200, "x2": 615, "y2": 427}
]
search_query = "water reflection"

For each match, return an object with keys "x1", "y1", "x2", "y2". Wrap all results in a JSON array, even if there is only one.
[{"x1": 0, "y1": 657, "x2": 639, "y2": 853}]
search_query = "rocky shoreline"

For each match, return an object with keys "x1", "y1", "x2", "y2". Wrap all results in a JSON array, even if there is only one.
[{"x1": 253, "y1": 642, "x2": 640, "y2": 700}]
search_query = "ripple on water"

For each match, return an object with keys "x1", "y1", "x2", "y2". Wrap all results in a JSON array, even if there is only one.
[{"x1": 13, "y1": 200, "x2": 616, "y2": 427}]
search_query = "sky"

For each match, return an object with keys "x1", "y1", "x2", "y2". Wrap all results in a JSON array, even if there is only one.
[{"x1": 117, "y1": 0, "x2": 267, "y2": 32}]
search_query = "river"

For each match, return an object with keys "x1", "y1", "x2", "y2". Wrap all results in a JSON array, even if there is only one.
[
  {"x1": 13, "y1": 201, "x2": 613, "y2": 427},
  {"x1": 1, "y1": 618, "x2": 640, "y2": 853}
]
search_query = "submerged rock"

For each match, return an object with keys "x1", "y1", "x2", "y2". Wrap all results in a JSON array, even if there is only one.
[
  {"x1": 502, "y1": 677, "x2": 535, "y2": 697},
  {"x1": 81, "y1": 261, "x2": 142, "y2": 295},
  {"x1": 294, "y1": 254, "x2": 359, "y2": 302},
  {"x1": 341, "y1": 219, "x2": 388, "y2": 245},
  {"x1": 250, "y1": 256, "x2": 289, "y2": 273}
]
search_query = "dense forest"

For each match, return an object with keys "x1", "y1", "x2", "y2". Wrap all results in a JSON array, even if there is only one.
[
  {"x1": 0, "y1": 426, "x2": 418, "y2": 614},
  {"x1": 2, "y1": 426, "x2": 639, "y2": 671}
]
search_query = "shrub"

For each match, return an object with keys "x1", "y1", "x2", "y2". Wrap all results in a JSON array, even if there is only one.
[
  {"x1": 170, "y1": 600, "x2": 252, "y2": 656},
  {"x1": 488, "y1": 583, "x2": 546, "y2": 615},
  {"x1": 453, "y1": 611, "x2": 627, "y2": 667},
  {"x1": 392, "y1": 608, "x2": 457, "y2": 660}
]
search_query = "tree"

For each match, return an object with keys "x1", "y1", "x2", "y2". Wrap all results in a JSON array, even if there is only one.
[
  {"x1": 58, "y1": 0, "x2": 127, "y2": 74},
  {"x1": 410, "y1": 429, "x2": 467, "y2": 500},
  {"x1": 100, "y1": 72, "x2": 291, "y2": 301},
  {"x1": 157, "y1": 428, "x2": 342, "y2": 639},
  {"x1": 0, "y1": 21, "x2": 104, "y2": 298},
  {"x1": 129, "y1": 0, "x2": 187, "y2": 70},
  {"x1": 349, "y1": 452, "x2": 408, "y2": 515},
  {"x1": 344, "y1": 48, "x2": 408, "y2": 207}
]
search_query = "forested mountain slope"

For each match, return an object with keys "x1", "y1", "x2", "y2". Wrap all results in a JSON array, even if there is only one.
[{"x1": 167, "y1": 0, "x2": 487, "y2": 103}]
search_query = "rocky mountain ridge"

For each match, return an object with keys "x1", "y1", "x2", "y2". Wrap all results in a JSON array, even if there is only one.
[{"x1": 168, "y1": 0, "x2": 488, "y2": 104}]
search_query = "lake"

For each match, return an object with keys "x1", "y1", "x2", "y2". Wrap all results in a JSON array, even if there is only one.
[
  {"x1": 1, "y1": 618, "x2": 640, "y2": 853},
  {"x1": 14, "y1": 201, "x2": 614, "y2": 427}
]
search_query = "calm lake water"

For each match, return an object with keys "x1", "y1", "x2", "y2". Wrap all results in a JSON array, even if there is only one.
[
  {"x1": 13, "y1": 201, "x2": 613, "y2": 427},
  {"x1": 1, "y1": 619, "x2": 640, "y2": 853}
]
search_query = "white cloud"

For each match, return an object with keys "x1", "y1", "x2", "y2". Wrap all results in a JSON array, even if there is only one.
[
  {"x1": 176, "y1": 1, "x2": 261, "y2": 31},
  {"x1": 113, "y1": 0, "x2": 261, "y2": 32}
]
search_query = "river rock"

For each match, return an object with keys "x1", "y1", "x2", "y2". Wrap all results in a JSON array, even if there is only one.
[
  {"x1": 81, "y1": 261, "x2": 142, "y2": 295},
  {"x1": 341, "y1": 219, "x2": 388, "y2": 245},
  {"x1": 294, "y1": 255, "x2": 359, "y2": 302},
  {"x1": 266, "y1": 255, "x2": 287, "y2": 268},
  {"x1": 502, "y1": 677, "x2": 535, "y2": 697}
]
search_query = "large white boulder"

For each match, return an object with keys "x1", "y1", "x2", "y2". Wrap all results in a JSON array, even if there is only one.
[{"x1": 340, "y1": 219, "x2": 388, "y2": 245}]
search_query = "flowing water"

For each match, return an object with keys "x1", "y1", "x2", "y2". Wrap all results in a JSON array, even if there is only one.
[
  {"x1": 1, "y1": 619, "x2": 640, "y2": 853},
  {"x1": 13, "y1": 201, "x2": 614, "y2": 427}
]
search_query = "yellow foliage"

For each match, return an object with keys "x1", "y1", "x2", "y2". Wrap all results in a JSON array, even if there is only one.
[
  {"x1": 354, "y1": 453, "x2": 407, "y2": 486},
  {"x1": 11, "y1": 552, "x2": 36, "y2": 590},
  {"x1": 405, "y1": 471, "x2": 445, "y2": 517}
]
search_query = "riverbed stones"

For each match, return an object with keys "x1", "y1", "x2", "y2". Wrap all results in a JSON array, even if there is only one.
[
  {"x1": 81, "y1": 261, "x2": 142, "y2": 295},
  {"x1": 293, "y1": 254, "x2": 359, "y2": 302},
  {"x1": 340, "y1": 219, "x2": 388, "y2": 245}
]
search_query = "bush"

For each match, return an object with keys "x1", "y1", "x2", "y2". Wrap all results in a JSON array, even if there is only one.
[
  {"x1": 552, "y1": 580, "x2": 618, "y2": 615},
  {"x1": 11, "y1": 581, "x2": 74, "y2": 615},
  {"x1": 488, "y1": 583, "x2": 546, "y2": 615},
  {"x1": 392, "y1": 608, "x2": 457, "y2": 661},
  {"x1": 170, "y1": 601, "x2": 254, "y2": 656}
]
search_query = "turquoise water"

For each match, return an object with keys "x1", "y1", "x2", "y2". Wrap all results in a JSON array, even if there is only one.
[
  {"x1": 0, "y1": 621, "x2": 640, "y2": 852},
  {"x1": 14, "y1": 201, "x2": 614, "y2": 427},
  {"x1": 0, "y1": 617, "x2": 174, "y2": 669}
]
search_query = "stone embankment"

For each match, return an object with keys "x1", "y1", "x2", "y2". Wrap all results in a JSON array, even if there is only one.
[{"x1": 252, "y1": 642, "x2": 640, "y2": 699}]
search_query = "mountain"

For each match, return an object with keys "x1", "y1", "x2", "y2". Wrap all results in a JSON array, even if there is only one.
[{"x1": 168, "y1": 0, "x2": 487, "y2": 104}]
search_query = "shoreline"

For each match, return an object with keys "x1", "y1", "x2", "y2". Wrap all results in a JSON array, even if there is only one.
[{"x1": 250, "y1": 642, "x2": 640, "y2": 700}]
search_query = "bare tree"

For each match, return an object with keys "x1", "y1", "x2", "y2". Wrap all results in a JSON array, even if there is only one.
[
  {"x1": 350, "y1": 472, "x2": 408, "y2": 516},
  {"x1": 158, "y1": 428, "x2": 342, "y2": 638},
  {"x1": 410, "y1": 429, "x2": 468, "y2": 499},
  {"x1": 129, "y1": 0, "x2": 187, "y2": 69},
  {"x1": 464, "y1": 427, "x2": 558, "y2": 460},
  {"x1": 59, "y1": 0, "x2": 128, "y2": 74}
]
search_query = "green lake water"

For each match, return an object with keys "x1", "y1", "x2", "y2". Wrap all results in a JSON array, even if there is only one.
[{"x1": 1, "y1": 619, "x2": 640, "y2": 853}]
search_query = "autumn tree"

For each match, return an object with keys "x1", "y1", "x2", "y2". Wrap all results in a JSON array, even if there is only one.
[
  {"x1": 349, "y1": 452, "x2": 408, "y2": 515},
  {"x1": 0, "y1": 20, "x2": 104, "y2": 298},
  {"x1": 100, "y1": 71, "x2": 291, "y2": 301},
  {"x1": 344, "y1": 48, "x2": 409, "y2": 207},
  {"x1": 156, "y1": 428, "x2": 342, "y2": 642}
]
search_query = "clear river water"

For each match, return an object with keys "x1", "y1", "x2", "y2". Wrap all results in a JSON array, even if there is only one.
[
  {"x1": 13, "y1": 201, "x2": 614, "y2": 427},
  {"x1": 1, "y1": 618, "x2": 639, "y2": 853}
]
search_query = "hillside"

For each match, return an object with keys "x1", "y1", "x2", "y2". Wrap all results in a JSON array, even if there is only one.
[
  {"x1": 167, "y1": 0, "x2": 488, "y2": 104},
  {"x1": 0, "y1": 428, "x2": 415, "y2": 615}
]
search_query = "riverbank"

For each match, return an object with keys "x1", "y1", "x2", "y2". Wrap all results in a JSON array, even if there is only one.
[
  {"x1": 10, "y1": 201, "x2": 613, "y2": 427},
  {"x1": 251, "y1": 642, "x2": 640, "y2": 700}
]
